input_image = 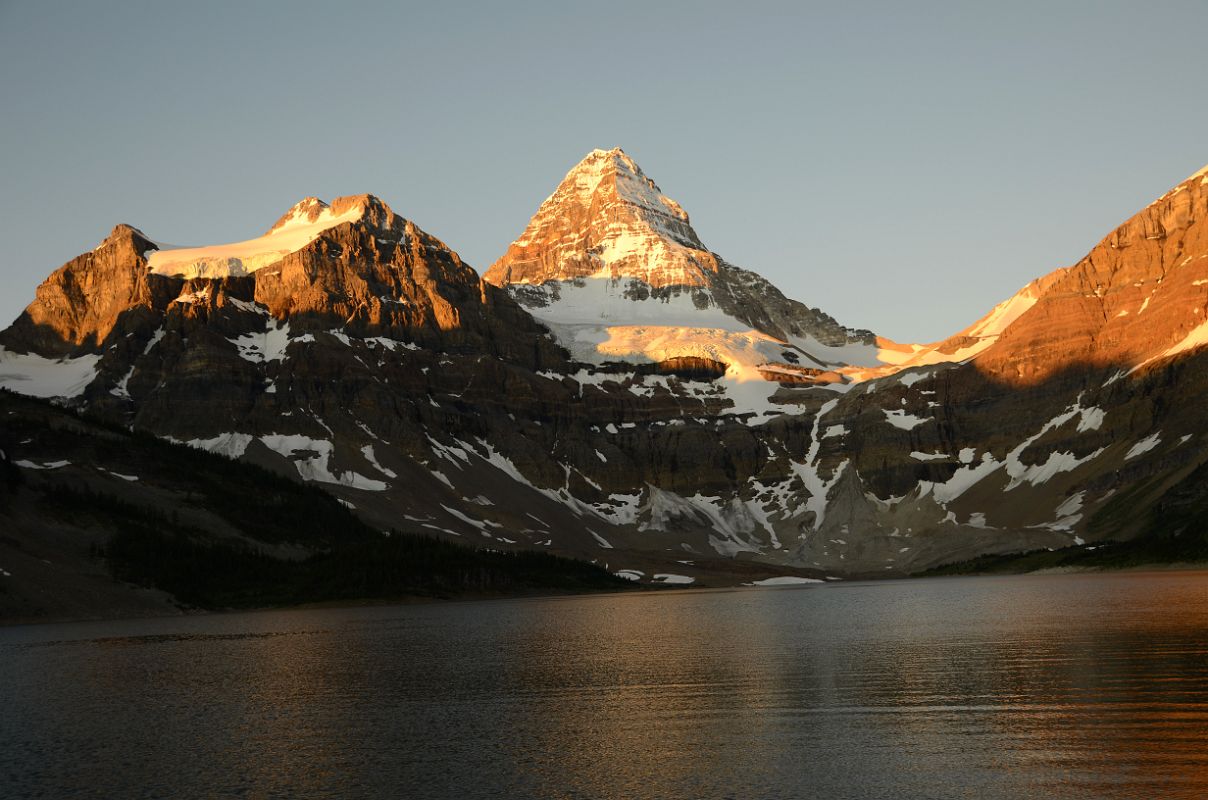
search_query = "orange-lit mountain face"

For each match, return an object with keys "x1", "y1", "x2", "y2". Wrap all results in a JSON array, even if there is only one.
[
  {"x1": 4, "y1": 195, "x2": 559, "y2": 366},
  {"x1": 485, "y1": 148, "x2": 893, "y2": 380},
  {"x1": 832, "y1": 167, "x2": 1208, "y2": 386},
  {"x1": 1, "y1": 154, "x2": 1206, "y2": 585},
  {"x1": 972, "y1": 167, "x2": 1208, "y2": 384}
]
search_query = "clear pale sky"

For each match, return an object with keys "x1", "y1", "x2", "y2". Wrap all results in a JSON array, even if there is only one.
[{"x1": 2, "y1": 0, "x2": 1207, "y2": 342}]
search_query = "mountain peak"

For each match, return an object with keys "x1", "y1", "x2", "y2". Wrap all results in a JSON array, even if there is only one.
[
  {"x1": 582, "y1": 146, "x2": 625, "y2": 160},
  {"x1": 574, "y1": 147, "x2": 631, "y2": 167},
  {"x1": 484, "y1": 148, "x2": 712, "y2": 288},
  {"x1": 484, "y1": 149, "x2": 882, "y2": 374},
  {"x1": 103, "y1": 223, "x2": 156, "y2": 252},
  {"x1": 265, "y1": 194, "x2": 398, "y2": 236},
  {"x1": 328, "y1": 193, "x2": 399, "y2": 231},
  {"x1": 264, "y1": 197, "x2": 330, "y2": 235},
  {"x1": 559, "y1": 147, "x2": 690, "y2": 225}
]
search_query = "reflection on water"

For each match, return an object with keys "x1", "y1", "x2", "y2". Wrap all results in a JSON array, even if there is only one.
[{"x1": 4, "y1": 572, "x2": 1208, "y2": 798}]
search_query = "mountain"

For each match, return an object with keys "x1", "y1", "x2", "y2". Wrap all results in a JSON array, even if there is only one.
[
  {"x1": 1, "y1": 153, "x2": 1206, "y2": 590},
  {"x1": 485, "y1": 148, "x2": 923, "y2": 383}
]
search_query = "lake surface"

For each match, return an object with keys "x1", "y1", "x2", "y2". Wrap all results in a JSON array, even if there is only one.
[{"x1": 4, "y1": 572, "x2": 1208, "y2": 799}]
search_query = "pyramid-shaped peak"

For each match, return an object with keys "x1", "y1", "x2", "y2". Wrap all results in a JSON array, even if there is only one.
[
  {"x1": 484, "y1": 149, "x2": 714, "y2": 288},
  {"x1": 329, "y1": 193, "x2": 389, "y2": 212},
  {"x1": 552, "y1": 148, "x2": 690, "y2": 226},
  {"x1": 574, "y1": 147, "x2": 636, "y2": 170}
]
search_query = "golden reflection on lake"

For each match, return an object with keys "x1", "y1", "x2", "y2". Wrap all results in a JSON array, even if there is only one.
[{"x1": 4, "y1": 572, "x2": 1208, "y2": 798}]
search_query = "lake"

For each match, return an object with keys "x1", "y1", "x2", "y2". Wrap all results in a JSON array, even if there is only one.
[{"x1": 4, "y1": 571, "x2": 1208, "y2": 799}]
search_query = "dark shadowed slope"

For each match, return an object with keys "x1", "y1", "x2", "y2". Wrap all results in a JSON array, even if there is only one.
[{"x1": 0, "y1": 389, "x2": 631, "y2": 623}]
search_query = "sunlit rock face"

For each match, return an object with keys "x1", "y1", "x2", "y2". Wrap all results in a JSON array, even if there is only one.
[
  {"x1": 875, "y1": 166, "x2": 1208, "y2": 386},
  {"x1": 972, "y1": 167, "x2": 1208, "y2": 384},
  {"x1": 3, "y1": 224, "x2": 164, "y2": 356},
  {"x1": 486, "y1": 148, "x2": 717, "y2": 288},
  {"x1": 0, "y1": 159, "x2": 1206, "y2": 583},
  {"x1": 485, "y1": 148, "x2": 887, "y2": 377},
  {"x1": 2, "y1": 195, "x2": 563, "y2": 368}
]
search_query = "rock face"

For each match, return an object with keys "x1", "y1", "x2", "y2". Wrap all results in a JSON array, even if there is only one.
[
  {"x1": 974, "y1": 167, "x2": 1208, "y2": 383},
  {"x1": 4, "y1": 225, "x2": 163, "y2": 356},
  {"x1": 1, "y1": 157, "x2": 1207, "y2": 584},
  {"x1": 875, "y1": 166, "x2": 1208, "y2": 384},
  {"x1": 487, "y1": 148, "x2": 716, "y2": 289}
]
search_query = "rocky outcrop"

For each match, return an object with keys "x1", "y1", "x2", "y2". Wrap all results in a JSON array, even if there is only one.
[{"x1": 1, "y1": 225, "x2": 164, "y2": 356}]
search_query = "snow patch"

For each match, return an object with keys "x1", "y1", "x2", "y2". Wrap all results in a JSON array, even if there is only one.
[
  {"x1": 790, "y1": 398, "x2": 847, "y2": 530},
  {"x1": 440, "y1": 504, "x2": 501, "y2": 532},
  {"x1": 110, "y1": 366, "x2": 135, "y2": 399},
  {"x1": 0, "y1": 348, "x2": 101, "y2": 399},
  {"x1": 178, "y1": 432, "x2": 254, "y2": 459},
  {"x1": 750, "y1": 576, "x2": 823, "y2": 586},
  {"x1": 1006, "y1": 449, "x2": 1104, "y2": 490},
  {"x1": 883, "y1": 408, "x2": 928, "y2": 430},
  {"x1": 1125, "y1": 433, "x2": 1162, "y2": 461},
  {"x1": 259, "y1": 434, "x2": 387, "y2": 490},
  {"x1": 652, "y1": 573, "x2": 695, "y2": 585},
  {"x1": 14, "y1": 459, "x2": 70, "y2": 470},
  {"x1": 1032, "y1": 491, "x2": 1087, "y2": 531},
  {"x1": 148, "y1": 199, "x2": 365, "y2": 278},
  {"x1": 171, "y1": 287, "x2": 210, "y2": 305},
  {"x1": 230, "y1": 319, "x2": 294, "y2": 363},
  {"x1": 360, "y1": 444, "x2": 397, "y2": 478},
  {"x1": 1076, "y1": 407, "x2": 1105, "y2": 432}
]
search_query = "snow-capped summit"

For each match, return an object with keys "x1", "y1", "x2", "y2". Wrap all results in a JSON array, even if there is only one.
[
  {"x1": 264, "y1": 196, "x2": 334, "y2": 235},
  {"x1": 485, "y1": 148, "x2": 906, "y2": 385},
  {"x1": 148, "y1": 194, "x2": 397, "y2": 280}
]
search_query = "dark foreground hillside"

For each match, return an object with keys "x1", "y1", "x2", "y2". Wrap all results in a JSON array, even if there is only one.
[
  {"x1": 0, "y1": 389, "x2": 629, "y2": 623},
  {"x1": 922, "y1": 460, "x2": 1208, "y2": 576}
]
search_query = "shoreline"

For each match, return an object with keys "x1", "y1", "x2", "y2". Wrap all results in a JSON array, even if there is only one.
[{"x1": 6, "y1": 561, "x2": 1208, "y2": 629}]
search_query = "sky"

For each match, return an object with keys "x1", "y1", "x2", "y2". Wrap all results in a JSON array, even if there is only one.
[{"x1": 2, "y1": 0, "x2": 1208, "y2": 343}]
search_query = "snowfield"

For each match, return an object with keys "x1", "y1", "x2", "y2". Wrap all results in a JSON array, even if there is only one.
[
  {"x1": 147, "y1": 198, "x2": 364, "y2": 278},
  {"x1": 0, "y1": 347, "x2": 100, "y2": 399}
]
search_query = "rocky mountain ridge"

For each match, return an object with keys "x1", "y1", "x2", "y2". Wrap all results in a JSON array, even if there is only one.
[{"x1": 1, "y1": 153, "x2": 1206, "y2": 584}]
